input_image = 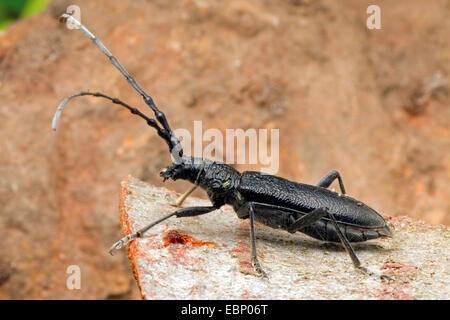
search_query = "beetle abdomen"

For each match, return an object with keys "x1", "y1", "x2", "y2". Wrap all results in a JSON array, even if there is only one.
[{"x1": 299, "y1": 219, "x2": 392, "y2": 243}]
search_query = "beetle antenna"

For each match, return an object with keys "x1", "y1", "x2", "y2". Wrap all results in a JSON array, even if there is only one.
[
  {"x1": 59, "y1": 14, "x2": 183, "y2": 158},
  {"x1": 52, "y1": 91, "x2": 179, "y2": 151}
]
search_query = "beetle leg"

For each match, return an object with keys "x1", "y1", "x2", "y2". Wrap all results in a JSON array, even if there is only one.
[
  {"x1": 109, "y1": 205, "x2": 218, "y2": 254},
  {"x1": 326, "y1": 210, "x2": 391, "y2": 280},
  {"x1": 316, "y1": 170, "x2": 346, "y2": 194},
  {"x1": 169, "y1": 185, "x2": 198, "y2": 207},
  {"x1": 248, "y1": 204, "x2": 267, "y2": 277},
  {"x1": 325, "y1": 210, "x2": 362, "y2": 268}
]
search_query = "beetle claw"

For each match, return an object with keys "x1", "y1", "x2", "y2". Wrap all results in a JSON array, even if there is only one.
[
  {"x1": 108, "y1": 234, "x2": 138, "y2": 255},
  {"x1": 357, "y1": 266, "x2": 392, "y2": 281},
  {"x1": 252, "y1": 258, "x2": 268, "y2": 278},
  {"x1": 380, "y1": 273, "x2": 393, "y2": 281}
]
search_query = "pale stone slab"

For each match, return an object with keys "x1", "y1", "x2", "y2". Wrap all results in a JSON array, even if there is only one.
[{"x1": 118, "y1": 176, "x2": 450, "y2": 300}]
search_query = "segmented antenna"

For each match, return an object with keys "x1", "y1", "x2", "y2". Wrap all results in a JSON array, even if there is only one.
[
  {"x1": 55, "y1": 14, "x2": 183, "y2": 158},
  {"x1": 52, "y1": 91, "x2": 173, "y2": 145}
]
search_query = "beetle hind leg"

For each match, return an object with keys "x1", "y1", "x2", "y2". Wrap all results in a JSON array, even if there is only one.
[
  {"x1": 108, "y1": 205, "x2": 218, "y2": 254},
  {"x1": 287, "y1": 207, "x2": 391, "y2": 280},
  {"x1": 326, "y1": 211, "x2": 391, "y2": 280}
]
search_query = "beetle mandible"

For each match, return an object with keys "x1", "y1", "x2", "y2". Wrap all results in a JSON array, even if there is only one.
[{"x1": 53, "y1": 14, "x2": 392, "y2": 278}]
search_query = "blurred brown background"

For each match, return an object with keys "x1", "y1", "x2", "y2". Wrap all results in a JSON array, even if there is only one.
[{"x1": 0, "y1": 0, "x2": 448, "y2": 299}]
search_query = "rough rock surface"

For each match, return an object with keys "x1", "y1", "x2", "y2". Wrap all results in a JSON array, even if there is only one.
[
  {"x1": 120, "y1": 176, "x2": 449, "y2": 300},
  {"x1": 0, "y1": 0, "x2": 448, "y2": 299}
]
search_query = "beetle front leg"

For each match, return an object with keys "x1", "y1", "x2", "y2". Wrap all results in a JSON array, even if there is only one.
[
  {"x1": 316, "y1": 170, "x2": 346, "y2": 194},
  {"x1": 109, "y1": 205, "x2": 218, "y2": 254},
  {"x1": 325, "y1": 211, "x2": 391, "y2": 280},
  {"x1": 169, "y1": 184, "x2": 198, "y2": 207}
]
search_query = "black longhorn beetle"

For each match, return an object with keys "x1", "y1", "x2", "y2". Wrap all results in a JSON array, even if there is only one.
[{"x1": 53, "y1": 14, "x2": 392, "y2": 278}]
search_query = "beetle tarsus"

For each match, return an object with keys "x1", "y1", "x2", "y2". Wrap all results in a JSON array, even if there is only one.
[
  {"x1": 108, "y1": 233, "x2": 138, "y2": 255},
  {"x1": 316, "y1": 169, "x2": 346, "y2": 194},
  {"x1": 252, "y1": 257, "x2": 268, "y2": 278}
]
